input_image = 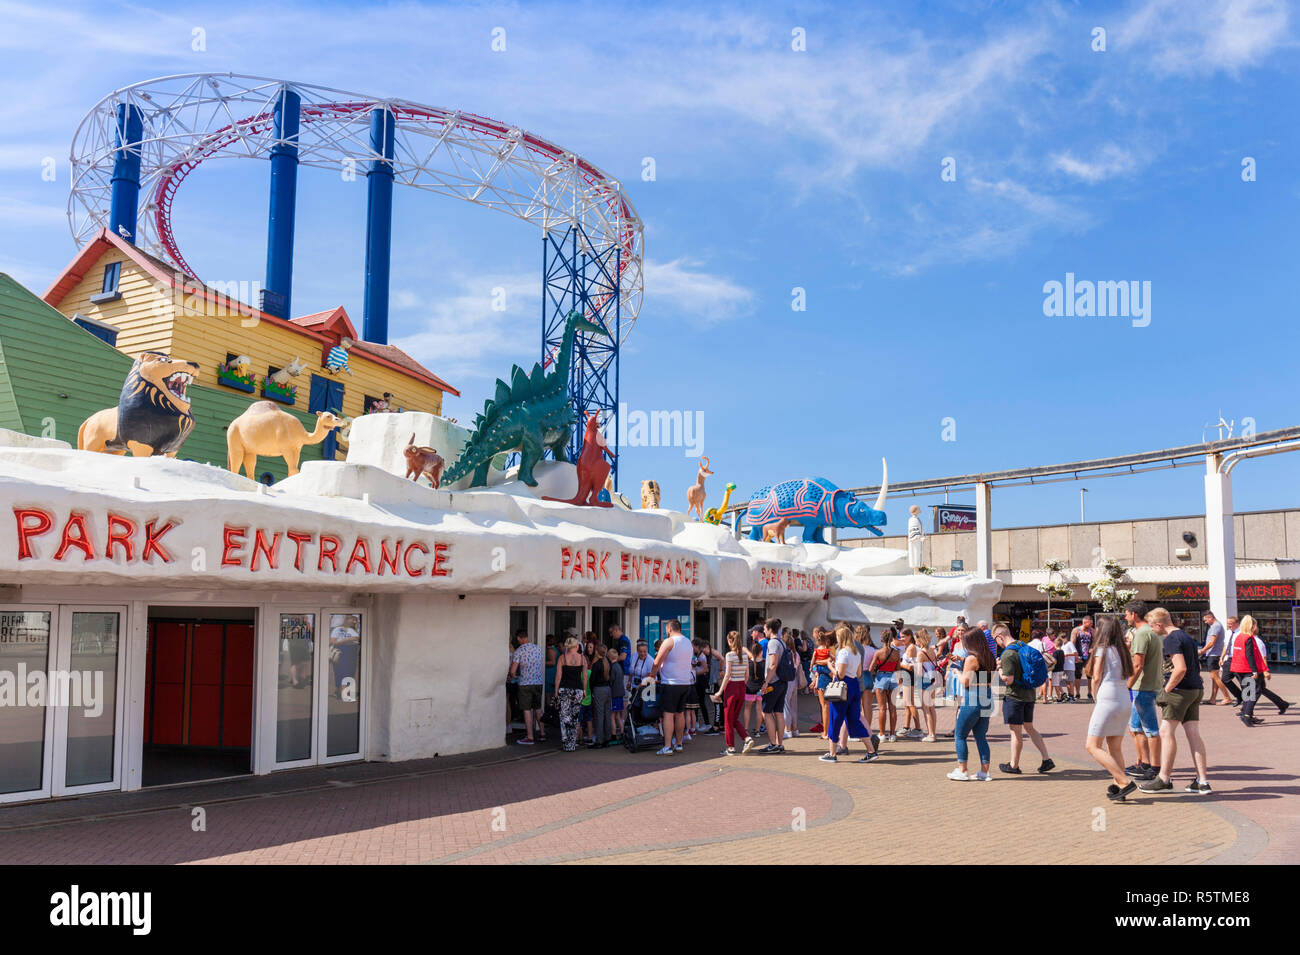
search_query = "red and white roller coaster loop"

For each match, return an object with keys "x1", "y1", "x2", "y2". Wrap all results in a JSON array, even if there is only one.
[{"x1": 67, "y1": 73, "x2": 644, "y2": 342}]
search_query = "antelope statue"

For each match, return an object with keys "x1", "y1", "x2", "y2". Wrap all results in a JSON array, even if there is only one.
[{"x1": 686, "y1": 456, "x2": 714, "y2": 522}]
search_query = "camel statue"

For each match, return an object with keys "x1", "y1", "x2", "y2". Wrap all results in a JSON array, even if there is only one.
[{"x1": 226, "y1": 401, "x2": 341, "y2": 479}]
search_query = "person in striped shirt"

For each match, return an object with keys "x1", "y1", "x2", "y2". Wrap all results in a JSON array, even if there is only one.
[{"x1": 326, "y1": 337, "x2": 354, "y2": 375}]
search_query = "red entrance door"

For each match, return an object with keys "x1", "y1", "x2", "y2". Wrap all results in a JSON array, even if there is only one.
[{"x1": 145, "y1": 620, "x2": 253, "y2": 748}]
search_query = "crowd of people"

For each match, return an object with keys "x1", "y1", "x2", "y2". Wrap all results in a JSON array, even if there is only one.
[{"x1": 504, "y1": 605, "x2": 1292, "y2": 801}]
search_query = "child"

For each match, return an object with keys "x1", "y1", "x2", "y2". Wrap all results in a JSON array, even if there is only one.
[{"x1": 608, "y1": 648, "x2": 626, "y2": 741}]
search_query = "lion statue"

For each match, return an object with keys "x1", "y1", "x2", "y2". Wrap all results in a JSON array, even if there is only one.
[{"x1": 78, "y1": 352, "x2": 200, "y2": 457}]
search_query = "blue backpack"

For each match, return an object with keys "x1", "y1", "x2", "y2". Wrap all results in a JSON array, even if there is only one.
[{"x1": 1015, "y1": 642, "x2": 1049, "y2": 689}]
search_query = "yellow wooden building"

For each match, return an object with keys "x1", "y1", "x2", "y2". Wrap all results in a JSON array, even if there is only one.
[{"x1": 43, "y1": 230, "x2": 457, "y2": 449}]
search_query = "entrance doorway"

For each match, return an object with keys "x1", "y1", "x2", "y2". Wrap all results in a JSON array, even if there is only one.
[
  {"x1": 144, "y1": 607, "x2": 255, "y2": 786},
  {"x1": 591, "y1": 606, "x2": 624, "y2": 649},
  {"x1": 547, "y1": 606, "x2": 584, "y2": 645}
]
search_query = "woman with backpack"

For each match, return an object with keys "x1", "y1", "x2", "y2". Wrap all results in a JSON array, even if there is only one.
[
  {"x1": 1083, "y1": 616, "x2": 1136, "y2": 800},
  {"x1": 947, "y1": 628, "x2": 997, "y2": 780}
]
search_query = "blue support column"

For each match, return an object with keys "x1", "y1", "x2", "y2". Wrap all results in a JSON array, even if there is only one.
[
  {"x1": 261, "y1": 88, "x2": 301, "y2": 319},
  {"x1": 108, "y1": 103, "x2": 144, "y2": 243},
  {"x1": 363, "y1": 107, "x2": 396, "y2": 344}
]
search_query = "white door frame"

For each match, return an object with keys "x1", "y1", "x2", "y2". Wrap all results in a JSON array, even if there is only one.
[
  {"x1": 317, "y1": 606, "x2": 369, "y2": 765},
  {"x1": 50, "y1": 605, "x2": 129, "y2": 797},
  {"x1": 0, "y1": 604, "x2": 58, "y2": 804}
]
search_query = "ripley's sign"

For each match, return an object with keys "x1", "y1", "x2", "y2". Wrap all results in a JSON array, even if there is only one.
[
  {"x1": 12, "y1": 506, "x2": 451, "y2": 581},
  {"x1": 934, "y1": 505, "x2": 977, "y2": 533}
]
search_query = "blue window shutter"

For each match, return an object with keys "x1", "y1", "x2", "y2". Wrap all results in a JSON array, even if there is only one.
[{"x1": 102, "y1": 261, "x2": 121, "y2": 294}]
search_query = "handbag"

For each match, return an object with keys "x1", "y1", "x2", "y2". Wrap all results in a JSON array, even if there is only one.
[{"x1": 824, "y1": 680, "x2": 848, "y2": 702}]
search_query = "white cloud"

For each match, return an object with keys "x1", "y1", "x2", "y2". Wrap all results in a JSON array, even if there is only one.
[
  {"x1": 641, "y1": 258, "x2": 753, "y2": 324},
  {"x1": 1050, "y1": 144, "x2": 1139, "y2": 183},
  {"x1": 390, "y1": 270, "x2": 540, "y2": 384},
  {"x1": 1119, "y1": 0, "x2": 1292, "y2": 76}
]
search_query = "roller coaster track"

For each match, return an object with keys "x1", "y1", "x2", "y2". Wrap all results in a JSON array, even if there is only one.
[{"x1": 67, "y1": 73, "x2": 643, "y2": 343}]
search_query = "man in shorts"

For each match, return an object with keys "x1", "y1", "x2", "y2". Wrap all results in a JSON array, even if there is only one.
[
  {"x1": 758, "y1": 618, "x2": 788, "y2": 753},
  {"x1": 1124, "y1": 600, "x2": 1163, "y2": 780},
  {"x1": 1198, "y1": 611, "x2": 1238, "y2": 705},
  {"x1": 996, "y1": 624, "x2": 1055, "y2": 775},
  {"x1": 1139, "y1": 608, "x2": 1211, "y2": 794},
  {"x1": 650, "y1": 619, "x2": 694, "y2": 754},
  {"x1": 508, "y1": 630, "x2": 545, "y2": 745}
]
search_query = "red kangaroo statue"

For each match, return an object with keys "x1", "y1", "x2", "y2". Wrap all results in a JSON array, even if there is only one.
[{"x1": 559, "y1": 414, "x2": 614, "y2": 507}]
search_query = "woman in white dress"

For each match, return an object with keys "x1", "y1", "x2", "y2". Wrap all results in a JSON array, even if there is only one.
[{"x1": 1084, "y1": 616, "x2": 1136, "y2": 802}]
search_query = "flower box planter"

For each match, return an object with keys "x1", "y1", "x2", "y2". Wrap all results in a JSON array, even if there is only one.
[
  {"x1": 216, "y1": 363, "x2": 255, "y2": 393},
  {"x1": 261, "y1": 378, "x2": 297, "y2": 405}
]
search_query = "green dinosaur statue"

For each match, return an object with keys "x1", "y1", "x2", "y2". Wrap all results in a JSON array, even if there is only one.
[{"x1": 444, "y1": 310, "x2": 609, "y2": 488}]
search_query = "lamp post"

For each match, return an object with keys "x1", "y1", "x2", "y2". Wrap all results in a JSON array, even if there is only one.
[{"x1": 1080, "y1": 487, "x2": 1088, "y2": 523}]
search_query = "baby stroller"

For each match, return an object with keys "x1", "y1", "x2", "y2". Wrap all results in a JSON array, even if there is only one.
[{"x1": 623, "y1": 679, "x2": 665, "y2": 752}]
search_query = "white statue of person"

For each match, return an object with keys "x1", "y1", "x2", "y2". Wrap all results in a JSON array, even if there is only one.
[{"x1": 907, "y1": 504, "x2": 924, "y2": 570}]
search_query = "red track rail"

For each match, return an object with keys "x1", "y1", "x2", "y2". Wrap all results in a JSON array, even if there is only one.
[{"x1": 149, "y1": 100, "x2": 639, "y2": 319}]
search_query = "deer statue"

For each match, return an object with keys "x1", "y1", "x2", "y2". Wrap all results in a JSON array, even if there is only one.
[
  {"x1": 226, "y1": 401, "x2": 342, "y2": 479},
  {"x1": 686, "y1": 456, "x2": 713, "y2": 521}
]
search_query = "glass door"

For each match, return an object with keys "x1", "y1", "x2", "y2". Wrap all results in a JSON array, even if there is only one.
[
  {"x1": 0, "y1": 608, "x2": 55, "y2": 802},
  {"x1": 273, "y1": 607, "x2": 366, "y2": 767},
  {"x1": 0, "y1": 606, "x2": 127, "y2": 802},
  {"x1": 275, "y1": 610, "x2": 317, "y2": 765},
  {"x1": 546, "y1": 606, "x2": 585, "y2": 646},
  {"x1": 320, "y1": 610, "x2": 365, "y2": 761},
  {"x1": 51, "y1": 608, "x2": 126, "y2": 795},
  {"x1": 508, "y1": 607, "x2": 538, "y2": 731}
]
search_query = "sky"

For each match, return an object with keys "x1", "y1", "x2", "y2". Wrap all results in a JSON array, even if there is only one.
[{"x1": 1, "y1": 0, "x2": 1297, "y2": 538}]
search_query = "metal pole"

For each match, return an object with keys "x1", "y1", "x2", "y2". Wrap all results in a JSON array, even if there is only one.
[
  {"x1": 1080, "y1": 487, "x2": 1087, "y2": 524},
  {"x1": 108, "y1": 103, "x2": 144, "y2": 243},
  {"x1": 363, "y1": 107, "x2": 396, "y2": 344},
  {"x1": 263, "y1": 88, "x2": 301, "y2": 318}
]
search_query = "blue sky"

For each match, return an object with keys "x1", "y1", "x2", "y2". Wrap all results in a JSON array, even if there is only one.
[{"x1": 1, "y1": 0, "x2": 1297, "y2": 536}]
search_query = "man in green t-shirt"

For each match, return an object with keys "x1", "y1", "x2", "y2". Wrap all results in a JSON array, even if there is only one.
[
  {"x1": 1124, "y1": 600, "x2": 1163, "y2": 780},
  {"x1": 996, "y1": 624, "x2": 1054, "y2": 775}
]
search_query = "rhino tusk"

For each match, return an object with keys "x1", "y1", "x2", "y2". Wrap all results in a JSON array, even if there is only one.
[{"x1": 873, "y1": 458, "x2": 888, "y2": 512}]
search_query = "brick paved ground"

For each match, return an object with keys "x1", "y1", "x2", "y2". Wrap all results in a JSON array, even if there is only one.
[{"x1": 0, "y1": 675, "x2": 1294, "y2": 865}]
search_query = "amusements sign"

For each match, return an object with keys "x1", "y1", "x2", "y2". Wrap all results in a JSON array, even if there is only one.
[
  {"x1": 934, "y1": 505, "x2": 977, "y2": 533},
  {"x1": 1156, "y1": 582, "x2": 1297, "y2": 601}
]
